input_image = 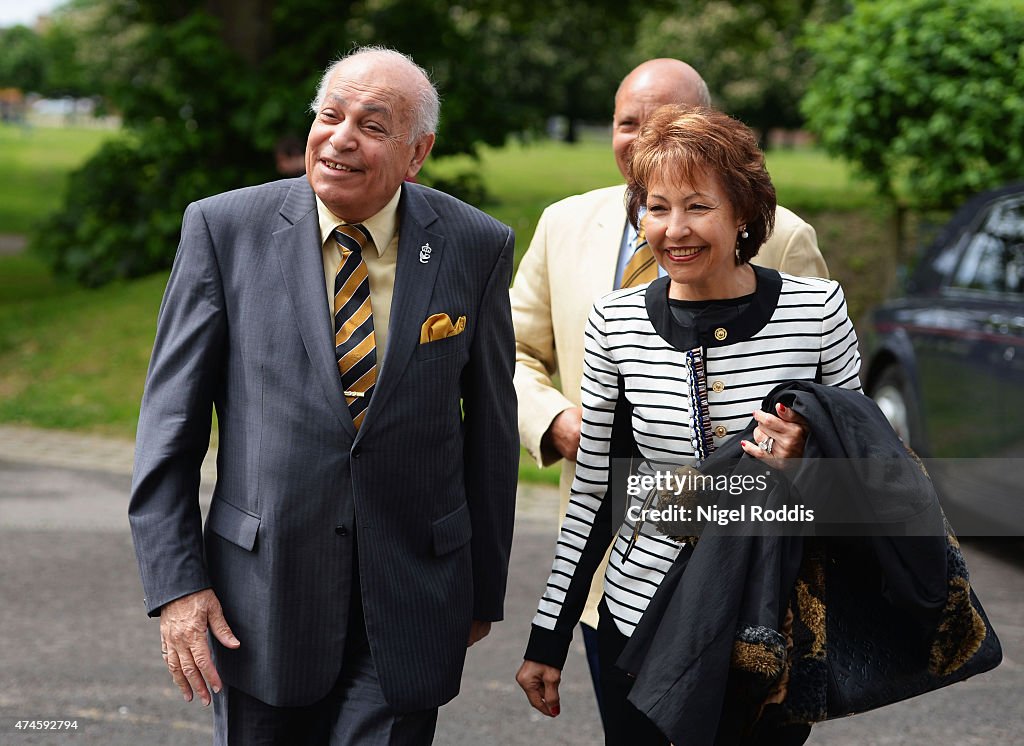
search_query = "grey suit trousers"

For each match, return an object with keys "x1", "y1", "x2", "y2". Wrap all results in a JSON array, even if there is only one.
[{"x1": 213, "y1": 555, "x2": 438, "y2": 745}]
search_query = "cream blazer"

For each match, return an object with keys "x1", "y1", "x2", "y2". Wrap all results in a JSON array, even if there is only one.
[{"x1": 510, "y1": 183, "x2": 828, "y2": 629}]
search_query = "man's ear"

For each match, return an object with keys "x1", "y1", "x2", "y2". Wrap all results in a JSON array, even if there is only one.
[{"x1": 406, "y1": 133, "x2": 435, "y2": 180}]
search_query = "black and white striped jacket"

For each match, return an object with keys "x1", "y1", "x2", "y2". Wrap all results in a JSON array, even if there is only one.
[{"x1": 525, "y1": 268, "x2": 862, "y2": 668}]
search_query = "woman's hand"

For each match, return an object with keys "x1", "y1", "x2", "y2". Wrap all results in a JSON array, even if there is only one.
[
  {"x1": 740, "y1": 402, "x2": 809, "y2": 467},
  {"x1": 516, "y1": 660, "x2": 562, "y2": 717}
]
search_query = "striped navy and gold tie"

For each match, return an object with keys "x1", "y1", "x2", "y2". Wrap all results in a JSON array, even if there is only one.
[
  {"x1": 332, "y1": 224, "x2": 377, "y2": 429},
  {"x1": 619, "y1": 222, "x2": 658, "y2": 288}
]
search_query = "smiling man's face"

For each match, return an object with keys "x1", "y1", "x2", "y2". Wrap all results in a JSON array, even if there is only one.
[{"x1": 305, "y1": 54, "x2": 434, "y2": 222}]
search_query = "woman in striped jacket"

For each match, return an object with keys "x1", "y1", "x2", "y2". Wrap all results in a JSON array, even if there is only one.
[{"x1": 516, "y1": 105, "x2": 862, "y2": 745}]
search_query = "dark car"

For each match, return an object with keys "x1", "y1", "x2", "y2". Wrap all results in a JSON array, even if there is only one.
[{"x1": 859, "y1": 183, "x2": 1024, "y2": 534}]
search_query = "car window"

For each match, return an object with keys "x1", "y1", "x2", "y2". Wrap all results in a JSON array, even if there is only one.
[
  {"x1": 950, "y1": 195, "x2": 1024, "y2": 294},
  {"x1": 928, "y1": 228, "x2": 968, "y2": 280}
]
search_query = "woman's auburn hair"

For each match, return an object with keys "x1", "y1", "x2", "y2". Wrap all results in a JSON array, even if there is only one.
[{"x1": 626, "y1": 105, "x2": 777, "y2": 264}]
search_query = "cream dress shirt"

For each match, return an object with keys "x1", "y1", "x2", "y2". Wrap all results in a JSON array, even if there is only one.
[{"x1": 316, "y1": 188, "x2": 401, "y2": 359}]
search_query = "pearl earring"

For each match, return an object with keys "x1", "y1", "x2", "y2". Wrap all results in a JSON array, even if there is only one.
[{"x1": 740, "y1": 228, "x2": 749, "y2": 239}]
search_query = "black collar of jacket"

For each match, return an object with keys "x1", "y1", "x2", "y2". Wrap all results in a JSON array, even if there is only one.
[{"x1": 644, "y1": 264, "x2": 782, "y2": 350}]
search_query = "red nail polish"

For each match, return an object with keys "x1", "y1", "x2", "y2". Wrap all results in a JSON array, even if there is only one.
[
  {"x1": 551, "y1": 705, "x2": 560, "y2": 717},
  {"x1": 778, "y1": 403, "x2": 787, "y2": 412}
]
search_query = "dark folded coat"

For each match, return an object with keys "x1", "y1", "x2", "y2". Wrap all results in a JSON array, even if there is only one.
[{"x1": 618, "y1": 381, "x2": 1001, "y2": 745}]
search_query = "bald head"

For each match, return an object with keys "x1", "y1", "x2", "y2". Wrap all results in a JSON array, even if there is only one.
[{"x1": 612, "y1": 58, "x2": 711, "y2": 179}]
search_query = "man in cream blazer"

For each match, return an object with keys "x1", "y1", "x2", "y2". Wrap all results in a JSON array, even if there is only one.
[{"x1": 510, "y1": 58, "x2": 827, "y2": 721}]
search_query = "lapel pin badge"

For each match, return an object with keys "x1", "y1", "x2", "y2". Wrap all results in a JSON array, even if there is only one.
[{"x1": 419, "y1": 242, "x2": 432, "y2": 264}]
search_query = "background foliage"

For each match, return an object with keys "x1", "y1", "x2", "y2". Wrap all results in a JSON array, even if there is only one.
[
  {"x1": 802, "y1": 0, "x2": 1024, "y2": 209},
  {"x1": 637, "y1": 0, "x2": 846, "y2": 136},
  {"x1": 8, "y1": 0, "x2": 1020, "y2": 283},
  {"x1": 0, "y1": 127, "x2": 892, "y2": 469},
  {"x1": 0, "y1": 25, "x2": 48, "y2": 93},
  {"x1": 25, "y1": 0, "x2": 661, "y2": 285},
  {"x1": 0, "y1": 1, "x2": 104, "y2": 98}
]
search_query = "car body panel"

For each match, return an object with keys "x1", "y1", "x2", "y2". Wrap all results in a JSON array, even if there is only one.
[{"x1": 861, "y1": 183, "x2": 1024, "y2": 533}]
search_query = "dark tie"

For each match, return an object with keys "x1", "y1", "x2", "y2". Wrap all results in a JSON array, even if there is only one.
[
  {"x1": 333, "y1": 224, "x2": 376, "y2": 429},
  {"x1": 619, "y1": 223, "x2": 658, "y2": 288}
]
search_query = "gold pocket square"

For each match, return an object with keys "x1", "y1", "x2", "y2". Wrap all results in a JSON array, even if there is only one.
[{"x1": 420, "y1": 313, "x2": 466, "y2": 344}]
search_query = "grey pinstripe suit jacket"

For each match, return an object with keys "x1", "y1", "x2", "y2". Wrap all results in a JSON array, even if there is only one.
[{"x1": 129, "y1": 178, "x2": 519, "y2": 711}]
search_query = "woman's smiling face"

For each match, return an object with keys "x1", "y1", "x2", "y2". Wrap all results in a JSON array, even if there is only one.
[{"x1": 643, "y1": 167, "x2": 748, "y2": 301}]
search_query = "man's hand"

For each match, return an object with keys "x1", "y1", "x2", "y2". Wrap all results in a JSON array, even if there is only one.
[
  {"x1": 160, "y1": 589, "x2": 240, "y2": 706},
  {"x1": 467, "y1": 620, "x2": 491, "y2": 647},
  {"x1": 516, "y1": 660, "x2": 562, "y2": 717},
  {"x1": 543, "y1": 407, "x2": 583, "y2": 462}
]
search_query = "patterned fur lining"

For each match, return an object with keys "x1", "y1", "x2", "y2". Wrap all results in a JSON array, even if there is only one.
[
  {"x1": 780, "y1": 550, "x2": 828, "y2": 723},
  {"x1": 731, "y1": 626, "x2": 788, "y2": 680},
  {"x1": 929, "y1": 538, "x2": 987, "y2": 676},
  {"x1": 730, "y1": 535, "x2": 991, "y2": 725}
]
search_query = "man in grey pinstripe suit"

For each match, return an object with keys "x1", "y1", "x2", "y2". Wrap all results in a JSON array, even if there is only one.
[{"x1": 129, "y1": 47, "x2": 518, "y2": 744}]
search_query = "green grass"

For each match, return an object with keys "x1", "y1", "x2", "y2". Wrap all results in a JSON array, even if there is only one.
[
  {"x1": 517, "y1": 451, "x2": 562, "y2": 487},
  {"x1": 0, "y1": 131, "x2": 898, "y2": 484},
  {"x1": 429, "y1": 137, "x2": 895, "y2": 324},
  {"x1": 0, "y1": 256, "x2": 163, "y2": 436},
  {"x1": 428, "y1": 137, "x2": 877, "y2": 266},
  {"x1": 0, "y1": 252, "x2": 63, "y2": 305},
  {"x1": 765, "y1": 148, "x2": 877, "y2": 210},
  {"x1": 0, "y1": 123, "x2": 114, "y2": 234},
  {"x1": 427, "y1": 138, "x2": 623, "y2": 255}
]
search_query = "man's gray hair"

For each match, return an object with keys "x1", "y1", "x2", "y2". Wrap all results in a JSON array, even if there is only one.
[{"x1": 309, "y1": 46, "x2": 440, "y2": 142}]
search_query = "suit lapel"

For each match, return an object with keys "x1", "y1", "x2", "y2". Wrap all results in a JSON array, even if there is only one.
[
  {"x1": 591, "y1": 184, "x2": 629, "y2": 296},
  {"x1": 357, "y1": 183, "x2": 442, "y2": 437},
  {"x1": 274, "y1": 179, "x2": 357, "y2": 437}
]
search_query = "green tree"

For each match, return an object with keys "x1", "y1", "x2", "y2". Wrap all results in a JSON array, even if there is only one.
[
  {"x1": 0, "y1": 3, "x2": 115, "y2": 100},
  {"x1": 34, "y1": 2, "x2": 266, "y2": 285},
  {"x1": 636, "y1": 0, "x2": 846, "y2": 136},
  {"x1": 495, "y1": 0, "x2": 662, "y2": 142},
  {"x1": 38, "y1": 1, "x2": 109, "y2": 98},
  {"x1": 0, "y1": 25, "x2": 48, "y2": 93},
  {"x1": 34, "y1": 0, "x2": 642, "y2": 285},
  {"x1": 801, "y1": 0, "x2": 1024, "y2": 209}
]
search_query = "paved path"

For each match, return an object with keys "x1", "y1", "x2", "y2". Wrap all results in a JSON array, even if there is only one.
[
  {"x1": 1, "y1": 426, "x2": 1021, "y2": 744},
  {"x1": 0, "y1": 234, "x2": 27, "y2": 256},
  {"x1": 0, "y1": 425, "x2": 214, "y2": 484}
]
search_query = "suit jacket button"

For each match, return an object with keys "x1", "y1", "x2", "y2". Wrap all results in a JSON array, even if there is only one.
[
  {"x1": 335, "y1": 525, "x2": 348, "y2": 536},
  {"x1": 352, "y1": 446, "x2": 362, "y2": 458}
]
